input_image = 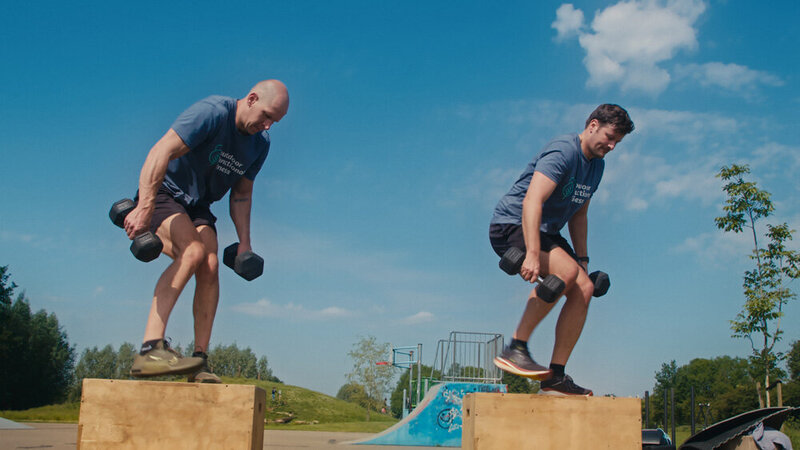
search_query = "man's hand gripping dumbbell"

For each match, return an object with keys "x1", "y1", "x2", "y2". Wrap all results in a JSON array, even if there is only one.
[
  {"x1": 499, "y1": 247, "x2": 611, "y2": 299},
  {"x1": 223, "y1": 243, "x2": 264, "y2": 281},
  {"x1": 499, "y1": 247, "x2": 566, "y2": 303}
]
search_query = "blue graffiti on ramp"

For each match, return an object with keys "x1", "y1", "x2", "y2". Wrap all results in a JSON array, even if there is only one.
[{"x1": 352, "y1": 382, "x2": 506, "y2": 447}]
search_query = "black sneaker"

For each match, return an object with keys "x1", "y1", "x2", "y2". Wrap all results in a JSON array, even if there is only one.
[
  {"x1": 540, "y1": 374, "x2": 593, "y2": 396},
  {"x1": 493, "y1": 345, "x2": 552, "y2": 380},
  {"x1": 187, "y1": 354, "x2": 222, "y2": 384}
]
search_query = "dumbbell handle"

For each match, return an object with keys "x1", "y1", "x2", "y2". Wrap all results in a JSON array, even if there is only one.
[
  {"x1": 109, "y1": 199, "x2": 163, "y2": 262},
  {"x1": 498, "y1": 248, "x2": 565, "y2": 302}
]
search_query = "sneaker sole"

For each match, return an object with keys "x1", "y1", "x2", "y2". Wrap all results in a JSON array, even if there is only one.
[
  {"x1": 188, "y1": 373, "x2": 223, "y2": 383},
  {"x1": 131, "y1": 361, "x2": 205, "y2": 378},
  {"x1": 493, "y1": 357, "x2": 552, "y2": 380},
  {"x1": 539, "y1": 388, "x2": 593, "y2": 397}
]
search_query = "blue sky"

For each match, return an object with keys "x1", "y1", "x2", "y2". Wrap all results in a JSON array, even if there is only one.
[{"x1": 1, "y1": 0, "x2": 798, "y2": 399}]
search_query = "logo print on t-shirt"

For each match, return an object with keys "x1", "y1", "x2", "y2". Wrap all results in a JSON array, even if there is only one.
[
  {"x1": 562, "y1": 176, "x2": 576, "y2": 200},
  {"x1": 209, "y1": 145, "x2": 223, "y2": 165}
]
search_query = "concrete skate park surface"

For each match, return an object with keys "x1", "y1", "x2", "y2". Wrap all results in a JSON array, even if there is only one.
[{"x1": 0, "y1": 422, "x2": 447, "y2": 449}]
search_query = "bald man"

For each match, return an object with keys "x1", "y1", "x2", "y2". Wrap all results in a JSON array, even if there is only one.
[{"x1": 123, "y1": 80, "x2": 289, "y2": 382}]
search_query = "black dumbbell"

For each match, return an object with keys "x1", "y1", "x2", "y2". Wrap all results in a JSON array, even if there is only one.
[
  {"x1": 223, "y1": 243, "x2": 264, "y2": 281},
  {"x1": 589, "y1": 271, "x2": 610, "y2": 297},
  {"x1": 109, "y1": 199, "x2": 163, "y2": 262},
  {"x1": 499, "y1": 247, "x2": 566, "y2": 303}
]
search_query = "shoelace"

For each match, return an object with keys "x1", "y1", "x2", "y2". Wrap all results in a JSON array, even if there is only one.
[
  {"x1": 162, "y1": 338, "x2": 183, "y2": 357},
  {"x1": 559, "y1": 375, "x2": 586, "y2": 392}
]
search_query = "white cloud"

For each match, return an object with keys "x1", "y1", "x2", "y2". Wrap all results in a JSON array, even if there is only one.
[
  {"x1": 672, "y1": 230, "x2": 750, "y2": 266},
  {"x1": 552, "y1": 2, "x2": 785, "y2": 99},
  {"x1": 653, "y1": 166, "x2": 723, "y2": 204},
  {"x1": 564, "y1": 0, "x2": 705, "y2": 94},
  {"x1": 240, "y1": 220, "x2": 439, "y2": 288},
  {"x1": 674, "y1": 62, "x2": 783, "y2": 95},
  {"x1": 231, "y1": 298, "x2": 355, "y2": 320},
  {"x1": 629, "y1": 108, "x2": 738, "y2": 149},
  {"x1": 552, "y1": 4, "x2": 584, "y2": 41},
  {"x1": 751, "y1": 142, "x2": 800, "y2": 172},
  {"x1": 439, "y1": 166, "x2": 522, "y2": 211},
  {"x1": 0, "y1": 230, "x2": 36, "y2": 244},
  {"x1": 674, "y1": 209, "x2": 800, "y2": 263},
  {"x1": 399, "y1": 311, "x2": 434, "y2": 325},
  {"x1": 557, "y1": 0, "x2": 705, "y2": 95}
]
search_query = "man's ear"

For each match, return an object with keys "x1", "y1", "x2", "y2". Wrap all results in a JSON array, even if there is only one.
[{"x1": 247, "y1": 92, "x2": 259, "y2": 106}]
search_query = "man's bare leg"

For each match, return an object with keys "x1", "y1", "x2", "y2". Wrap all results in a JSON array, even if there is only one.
[
  {"x1": 495, "y1": 247, "x2": 581, "y2": 378},
  {"x1": 141, "y1": 213, "x2": 209, "y2": 342},
  {"x1": 191, "y1": 225, "x2": 220, "y2": 354},
  {"x1": 131, "y1": 213, "x2": 209, "y2": 377}
]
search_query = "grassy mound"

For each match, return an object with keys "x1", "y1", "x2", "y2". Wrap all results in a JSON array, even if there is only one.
[{"x1": 0, "y1": 377, "x2": 397, "y2": 433}]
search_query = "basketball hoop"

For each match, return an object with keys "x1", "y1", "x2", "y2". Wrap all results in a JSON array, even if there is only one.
[{"x1": 376, "y1": 361, "x2": 390, "y2": 366}]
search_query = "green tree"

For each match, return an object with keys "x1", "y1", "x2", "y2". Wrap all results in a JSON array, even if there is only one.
[
  {"x1": 208, "y1": 342, "x2": 258, "y2": 377},
  {"x1": 389, "y1": 364, "x2": 442, "y2": 418},
  {"x1": 787, "y1": 340, "x2": 800, "y2": 381},
  {"x1": 651, "y1": 357, "x2": 757, "y2": 426},
  {"x1": 115, "y1": 342, "x2": 137, "y2": 379},
  {"x1": 256, "y1": 355, "x2": 280, "y2": 382},
  {"x1": 188, "y1": 341, "x2": 278, "y2": 381},
  {"x1": 502, "y1": 371, "x2": 539, "y2": 394},
  {"x1": 69, "y1": 342, "x2": 140, "y2": 401},
  {"x1": 347, "y1": 336, "x2": 394, "y2": 421},
  {"x1": 70, "y1": 344, "x2": 119, "y2": 401},
  {"x1": 715, "y1": 164, "x2": 800, "y2": 407},
  {"x1": 0, "y1": 266, "x2": 75, "y2": 409},
  {"x1": 75, "y1": 345, "x2": 118, "y2": 380},
  {"x1": 337, "y1": 382, "x2": 371, "y2": 408}
]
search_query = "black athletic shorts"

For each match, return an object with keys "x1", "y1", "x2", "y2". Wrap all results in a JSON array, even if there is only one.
[
  {"x1": 489, "y1": 223, "x2": 577, "y2": 261},
  {"x1": 135, "y1": 186, "x2": 217, "y2": 235}
]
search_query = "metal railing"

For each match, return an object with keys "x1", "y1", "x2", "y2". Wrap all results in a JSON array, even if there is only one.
[{"x1": 431, "y1": 331, "x2": 504, "y2": 384}]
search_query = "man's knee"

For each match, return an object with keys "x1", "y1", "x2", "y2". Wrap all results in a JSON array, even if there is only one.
[
  {"x1": 552, "y1": 263, "x2": 581, "y2": 289},
  {"x1": 182, "y1": 240, "x2": 212, "y2": 272},
  {"x1": 197, "y1": 252, "x2": 219, "y2": 281},
  {"x1": 577, "y1": 275, "x2": 594, "y2": 301},
  {"x1": 566, "y1": 274, "x2": 594, "y2": 305}
]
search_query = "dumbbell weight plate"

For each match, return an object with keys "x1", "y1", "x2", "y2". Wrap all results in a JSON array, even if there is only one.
[
  {"x1": 109, "y1": 199, "x2": 135, "y2": 228},
  {"x1": 589, "y1": 271, "x2": 610, "y2": 297},
  {"x1": 235, "y1": 251, "x2": 264, "y2": 281},
  {"x1": 131, "y1": 233, "x2": 163, "y2": 262},
  {"x1": 223, "y1": 243, "x2": 239, "y2": 270}
]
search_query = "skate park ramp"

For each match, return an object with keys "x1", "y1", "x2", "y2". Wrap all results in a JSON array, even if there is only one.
[
  {"x1": 351, "y1": 382, "x2": 506, "y2": 447},
  {"x1": 0, "y1": 417, "x2": 32, "y2": 429},
  {"x1": 679, "y1": 406, "x2": 798, "y2": 450}
]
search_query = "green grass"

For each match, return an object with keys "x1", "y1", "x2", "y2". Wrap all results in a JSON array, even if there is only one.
[
  {"x1": 0, "y1": 377, "x2": 397, "y2": 433},
  {"x1": 221, "y1": 377, "x2": 396, "y2": 431},
  {"x1": 0, "y1": 402, "x2": 80, "y2": 423}
]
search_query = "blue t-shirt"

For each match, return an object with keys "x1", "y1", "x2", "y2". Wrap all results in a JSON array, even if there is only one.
[
  {"x1": 162, "y1": 95, "x2": 270, "y2": 206},
  {"x1": 491, "y1": 133, "x2": 604, "y2": 233}
]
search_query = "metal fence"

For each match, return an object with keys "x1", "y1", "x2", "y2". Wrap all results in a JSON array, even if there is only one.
[{"x1": 431, "y1": 331, "x2": 504, "y2": 384}]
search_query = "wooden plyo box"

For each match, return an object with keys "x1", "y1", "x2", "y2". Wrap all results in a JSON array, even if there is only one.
[
  {"x1": 462, "y1": 393, "x2": 642, "y2": 450},
  {"x1": 77, "y1": 378, "x2": 266, "y2": 450}
]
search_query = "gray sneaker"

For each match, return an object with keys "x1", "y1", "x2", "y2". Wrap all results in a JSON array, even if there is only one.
[
  {"x1": 130, "y1": 340, "x2": 204, "y2": 377},
  {"x1": 493, "y1": 345, "x2": 552, "y2": 380},
  {"x1": 187, "y1": 354, "x2": 222, "y2": 383}
]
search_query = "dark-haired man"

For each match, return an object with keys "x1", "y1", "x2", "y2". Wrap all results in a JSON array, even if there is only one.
[{"x1": 490, "y1": 104, "x2": 634, "y2": 396}]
